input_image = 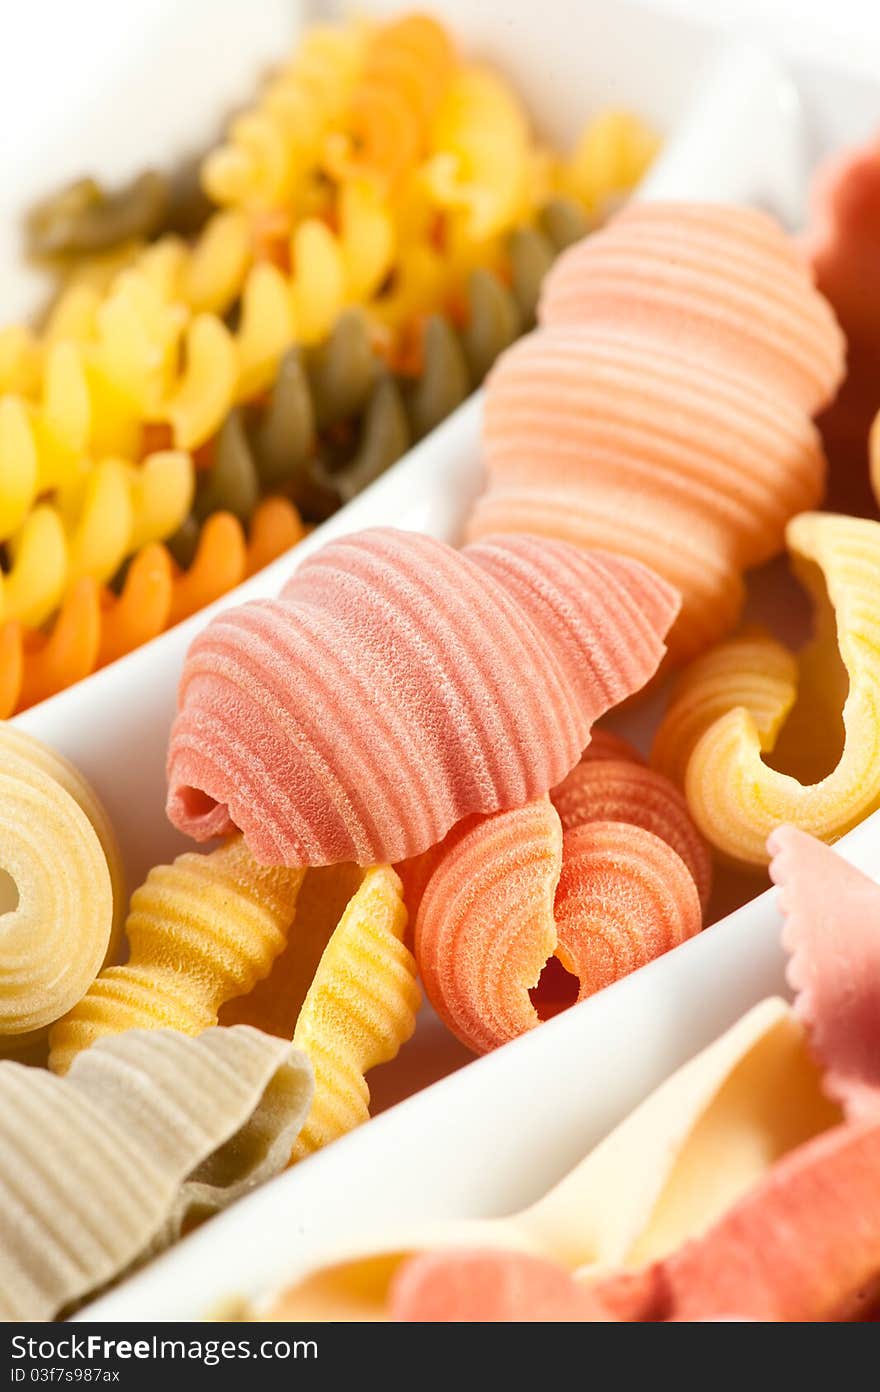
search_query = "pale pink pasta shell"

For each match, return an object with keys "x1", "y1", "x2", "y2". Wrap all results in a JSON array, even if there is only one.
[{"x1": 166, "y1": 529, "x2": 678, "y2": 867}]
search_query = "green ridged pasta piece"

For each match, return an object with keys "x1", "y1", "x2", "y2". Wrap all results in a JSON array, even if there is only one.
[
  {"x1": 539, "y1": 196, "x2": 591, "y2": 252},
  {"x1": 307, "y1": 310, "x2": 376, "y2": 431},
  {"x1": 194, "y1": 409, "x2": 260, "y2": 524},
  {"x1": 460, "y1": 269, "x2": 521, "y2": 384},
  {"x1": 406, "y1": 316, "x2": 471, "y2": 442},
  {"x1": 26, "y1": 172, "x2": 168, "y2": 260},
  {"x1": 508, "y1": 225, "x2": 556, "y2": 328},
  {"x1": 253, "y1": 346, "x2": 317, "y2": 491},
  {"x1": 316, "y1": 375, "x2": 410, "y2": 506}
]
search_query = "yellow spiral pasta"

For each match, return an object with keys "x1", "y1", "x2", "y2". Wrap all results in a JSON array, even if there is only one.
[
  {"x1": 0, "y1": 727, "x2": 124, "y2": 1055},
  {"x1": 160, "y1": 184, "x2": 396, "y2": 448},
  {"x1": 0, "y1": 447, "x2": 193, "y2": 627},
  {"x1": 203, "y1": 25, "x2": 366, "y2": 211},
  {"x1": 0, "y1": 12, "x2": 660, "y2": 722},
  {"x1": 657, "y1": 513, "x2": 880, "y2": 865},
  {"x1": 48, "y1": 837, "x2": 305, "y2": 1072}
]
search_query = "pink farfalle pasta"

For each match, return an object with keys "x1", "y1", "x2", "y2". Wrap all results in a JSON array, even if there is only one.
[{"x1": 166, "y1": 528, "x2": 678, "y2": 867}]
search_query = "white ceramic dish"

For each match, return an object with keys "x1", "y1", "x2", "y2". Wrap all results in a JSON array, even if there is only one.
[
  {"x1": 2, "y1": 0, "x2": 876, "y2": 1318},
  {"x1": 12, "y1": 0, "x2": 813, "y2": 1120}
]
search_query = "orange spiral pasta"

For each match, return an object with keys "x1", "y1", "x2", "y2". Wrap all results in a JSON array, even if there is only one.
[
  {"x1": 470, "y1": 203, "x2": 845, "y2": 660},
  {"x1": 414, "y1": 798, "x2": 700, "y2": 1055},
  {"x1": 550, "y1": 757, "x2": 712, "y2": 909}
]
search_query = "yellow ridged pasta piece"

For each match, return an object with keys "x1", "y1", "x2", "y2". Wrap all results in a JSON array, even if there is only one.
[
  {"x1": 424, "y1": 67, "x2": 534, "y2": 241},
  {"x1": 58, "y1": 456, "x2": 133, "y2": 583},
  {"x1": 48, "y1": 836, "x2": 305, "y2": 1073},
  {"x1": 235, "y1": 262, "x2": 296, "y2": 400},
  {"x1": 93, "y1": 268, "x2": 185, "y2": 415},
  {"x1": 0, "y1": 396, "x2": 38, "y2": 539},
  {"x1": 0, "y1": 324, "x2": 41, "y2": 395},
  {"x1": 652, "y1": 629, "x2": 799, "y2": 789},
  {"x1": 223, "y1": 864, "x2": 419, "y2": 1161},
  {"x1": 0, "y1": 727, "x2": 124, "y2": 1054},
  {"x1": 125, "y1": 448, "x2": 194, "y2": 550},
  {"x1": 202, "y1": 25, "x2": 366, "y2": 210},
  {"x1": 180, "y1": 210, "x2": 252, "y2": 314},
  {"x1": 162, "y1": 313, "x2": 239, "y2": 449},
  {"x1": 290, "y1": 866, "x2": 419, "y2": 1159},
  {"x1": 662, "y1": 513, "x2": 880, "y2": 865},
  {"x1": 562, "y1": 109, "x2": 661, "y2": 211}
]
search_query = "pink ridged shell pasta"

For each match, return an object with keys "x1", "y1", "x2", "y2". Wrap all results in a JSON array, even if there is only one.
[{"x1": 166, "y1": 528, "x2": 679, "y2": 867}]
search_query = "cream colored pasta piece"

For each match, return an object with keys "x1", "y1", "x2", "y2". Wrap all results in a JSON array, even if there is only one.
[
  {"x1": 0, "y1": 727, "x2": 124, "y2": 1056},
  {"x1": 0, "y1": 1025, "x2": 313, "y2": 1321}
]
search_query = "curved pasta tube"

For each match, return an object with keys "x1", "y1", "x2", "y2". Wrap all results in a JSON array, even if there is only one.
[
  {"x1": 414, "y1": 798, "x2": 700, "y2": 1055},
  {"x1": 48, "y1": 836, "x2": 306, "y2": 1073},
  {"x1": 663, "y1": 513, "x2": 880, "y2": 866},
  {"x1": 652, "y1": 629, "x2": 799, "y2": 789},
  {"x1": 0, "y1": 1025, "x2": 313, "y2": 1321},
  {"x1": 0, "y1": 727, "x2": 123, "y2": 1052}
]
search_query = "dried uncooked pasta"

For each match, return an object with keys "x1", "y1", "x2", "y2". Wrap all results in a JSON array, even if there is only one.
[
  {"x1": 0, "y1": 727, "x2": 124, "y2": 1056},
  {"x1": 0, "y1": 1025, "x2": 313, "y2": 1321},
  {"x1": 658, "y1": 513, "x2": 880, "y2": 866}
]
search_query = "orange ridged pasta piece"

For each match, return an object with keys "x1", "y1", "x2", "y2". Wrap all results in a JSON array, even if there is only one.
[
  {"x1": 550, "y1": 758, "x2": 712, "y2": 909},
  {"x1": 472, "y1": 204, "x2": 845, "y2": 661},
  {"x1": 326, "y1": 14, "x2": 457, "y2": 190},
  {"x1": 0, "y1": 624, "x2": 22, "y2": 719},
  {"x1": 97, "y1": 543, "x2": 173, "y2": 667},
  {"x1": 17, "y1": 579, "x2": 101, "y2": 712},
  {"x1": 245, "y1": 496, "x2": 307, "y2": 578},
  {"x1": 414, "y1": 798, "x2": 700, "y2": 1055},
  {"x1": 167, "y1": 512, "x2": 248, "y2": 626}
]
